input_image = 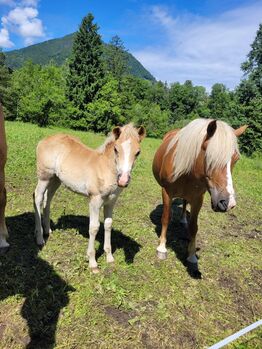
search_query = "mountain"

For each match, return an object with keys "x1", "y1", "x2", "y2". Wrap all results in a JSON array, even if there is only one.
[{"x1": 5, "y1": 33, "x2": 155, "y2": 81}]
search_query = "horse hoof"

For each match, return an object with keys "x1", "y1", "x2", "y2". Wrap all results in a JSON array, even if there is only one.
[
  {"x1": 36, "y1": 239, "x2": 45, "y2": 248},
  {"x1": 157, "y1": 251, "x2": 167, "y2": 260},
  {"x1": 0, "y1": 245, "x2": 10, "y2": 255},
  {"x1": 91, "y1": 267, "x2": 100, "y2": 274}
]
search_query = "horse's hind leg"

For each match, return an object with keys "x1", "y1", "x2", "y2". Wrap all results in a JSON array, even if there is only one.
[
  {"x1": 43, "y1": 176, "x2": 61, "y2": 236},
  {"x1": 0, "y1": 184, "x2": 9, "y2": 249},
  {"x1": 34, "y1": 179, "x2": 50, "y2": 246},
  {"x1": 157, "y1": 187, "x2": 172, "y2": 260}
]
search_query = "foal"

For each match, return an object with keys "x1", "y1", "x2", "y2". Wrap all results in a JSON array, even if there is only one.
[
  {"x1": 153, "y1": 119, "x2": 247, "y2": 273},
  {"x1": 34, "y1": 124, "x2": 145, "y2": 272},
  {"x1": 0, "y1": 103, "x2": 9, "y2": 249}
]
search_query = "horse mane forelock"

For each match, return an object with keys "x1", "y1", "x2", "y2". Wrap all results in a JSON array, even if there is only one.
[
  {"x1": 166, "y1": 119, "x2": 239, "y2": 181},
  {"x1": 97, "y1": 123, "x2": 139, "y2": 153}
]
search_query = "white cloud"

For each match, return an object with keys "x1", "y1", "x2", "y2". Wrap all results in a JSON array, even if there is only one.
[
  {"x1": 0, "y1": 0, "x2": 15, "y2": 6},
  {"x1": 0, "y1": 27, "x2": 14, "y2": 47},
  {"x1": 0, "y1": 0, "x2": 45, "y2": 48},
  {"x1": 21, "y1": 0, "x2": 38, "y2": 7},
  {"x1": 133, "y1": 2, "x2": 262, "y2": 90}
]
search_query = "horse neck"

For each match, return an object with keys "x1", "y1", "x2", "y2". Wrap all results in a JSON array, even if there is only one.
[{"x1": 101, "y1": 140, "x2": 117, "y2": 174}]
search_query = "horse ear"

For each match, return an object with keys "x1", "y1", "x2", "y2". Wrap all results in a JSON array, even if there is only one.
[
  {"x1": 202, "y1": 120, "x2": 217, "y2": 150},
  {"x1": 112, "y1": 126, "x2": 121, "y2": 140},
  {"x1": 234, "y1": 125, "x2": 248, "y2": 137},
  {"x1": 137, "y1": 126, "x2": 146, "y2": 141}
]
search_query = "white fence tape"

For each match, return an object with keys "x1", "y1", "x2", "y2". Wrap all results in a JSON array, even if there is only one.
[{"x1": 208, "y1": 319, "x2": 262, "y2": 349}]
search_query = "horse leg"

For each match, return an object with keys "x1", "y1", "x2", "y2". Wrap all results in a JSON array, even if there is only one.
[
  {"x1": 87, "y1": 195, "x2": 103, "y2": 273},
  {"x1": 187, "y1": 195, "x2": 203, "y2": 266},
  {"x1": 0, "y1": 182, "x2": 9, "y2": 249},
  {"x1": 34, "y1": 179, "x2": 50, "y2": 246},
  {"x1": 180, "y1": 199, "x2": 188, "y2": 225},
  {"x1": 157, "y1": 187, "x2": 172, "y2": 260},
  {"x1": 43, "y1": 176, "x2": 61, "y2": 236},
  {"x1": 103, "y1": 196, "x2": 119, "y2": 264}
]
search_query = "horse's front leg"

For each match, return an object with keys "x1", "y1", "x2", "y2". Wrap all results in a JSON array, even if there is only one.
[
  {"x1": 87, "y1": 195, "x2": 103, "y2": 273},
  {"x1": 187, "y1": 195, "x2": 203, "y2": 275},
  {"x1": 103, "y1": 192, "x2": 120, "y2": 264},
  {"x1": 157, "y1": 187, "x2": 172, "y2": 260}
]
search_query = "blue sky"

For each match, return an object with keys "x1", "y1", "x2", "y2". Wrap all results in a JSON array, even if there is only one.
[{"x1": 0, "y1": 0, "x2": 262, "y2": 90}]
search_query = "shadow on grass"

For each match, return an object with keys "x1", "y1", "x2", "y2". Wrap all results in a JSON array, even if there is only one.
[
  {"x1": 0, "y1": 212, "x2": 74, "y2": 349},
  {"x1": 150, "y1": 199, "x2": 202, "y2": 279},
  {"x1": 54, "y1": 215, "x2": 141, "y2": 264}
]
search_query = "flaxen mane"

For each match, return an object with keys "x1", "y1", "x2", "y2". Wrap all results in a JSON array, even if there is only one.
[
  {"x1": 166, "y1": 119, "x2": 239, "y2": 181},
  {"x1": 97, "y1": 123, "x2": 139, "y2": 153}
]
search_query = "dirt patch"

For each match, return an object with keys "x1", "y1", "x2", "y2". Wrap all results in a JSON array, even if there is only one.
[
  {"x1": 0, "y1": 323, "x2": 6, "y2": 340},
  {"x1": 245, "y1": 228, "x2": 262, "y2": 240},
  {"x1": 104, "y1": 306, "x2": 136, "y2": 327},
  {"x1": 218, "y1": 273, "x2": 261, "y2": 321}
]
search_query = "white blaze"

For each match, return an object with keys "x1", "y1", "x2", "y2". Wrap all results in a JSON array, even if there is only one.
[
  {"x1": 121, "y1": 139, "x2": 132, "y2": 173},
  {"x1": 226, "y1": 160, "x2": 236, "y2": 209}
]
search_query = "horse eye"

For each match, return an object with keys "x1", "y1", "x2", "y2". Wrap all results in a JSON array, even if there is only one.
[
  {"x1": 114, "y1": 146, "x2": 119, "y2": 154},
  {"x1": 136, "y1": 150, "x2": 140, "y2": 157}
]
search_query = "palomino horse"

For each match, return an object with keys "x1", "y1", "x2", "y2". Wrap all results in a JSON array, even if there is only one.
[
  {"x1": 152, "y1": 118, "x2": 247, "y2": 275},
  {"x1": 34, "y1": 124, "x2": 146, "y2": 272},
  {"x1": 0, "y1": 103, "x2": 9, "y2": 249}
]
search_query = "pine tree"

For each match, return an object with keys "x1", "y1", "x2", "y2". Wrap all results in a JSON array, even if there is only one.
[
  {"x1": 66, "y1": 13, "x2": 105, "y2": 115},
  {"x1": 105, "y1": 35, "x2": 129, "y2": 90}
]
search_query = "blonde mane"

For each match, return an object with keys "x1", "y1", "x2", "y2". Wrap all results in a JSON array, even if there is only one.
[
  {"x1": 97, "y1": 123, "x2": 139, "y2": 153},
  {"x1": 166, "y1": 119, "x2": 239, "y2": 181}
]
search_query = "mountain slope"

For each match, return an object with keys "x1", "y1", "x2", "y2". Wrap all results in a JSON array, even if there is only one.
[{"x1": 5, "y1": 33, "x2": 155, "y2": 81}]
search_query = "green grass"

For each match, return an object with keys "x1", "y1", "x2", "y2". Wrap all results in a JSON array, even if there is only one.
[{"x1": 0, "y1": 121, "x2": 261, "y2": 349}]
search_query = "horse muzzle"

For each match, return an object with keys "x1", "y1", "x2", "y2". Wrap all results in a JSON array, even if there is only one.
[
  {"x1": 117, "y1": 173, "x2": 131, "y2": 187},
  {"x1": 210, "y1": 188, "x2": 236, "y2": 212}
]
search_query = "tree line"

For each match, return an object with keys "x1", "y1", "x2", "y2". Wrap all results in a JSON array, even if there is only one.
[{"x1": 0, "y1": 13, "x2": 261, "y2": 155}]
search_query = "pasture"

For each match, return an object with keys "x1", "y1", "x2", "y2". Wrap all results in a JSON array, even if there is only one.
[{"x1": 0, "y1": 121, "x2": 261, "y2": 349}]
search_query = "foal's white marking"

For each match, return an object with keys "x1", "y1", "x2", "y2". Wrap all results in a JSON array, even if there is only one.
[
  {"x1": 226, "y1": 160, "x2": 236, "y2": 209},
  {"x1": 157, "y1": 242, "x2": 167, "y2": 253},
  {"x1": 121, "y1": 139, "x2": 132, "y2": 173}
]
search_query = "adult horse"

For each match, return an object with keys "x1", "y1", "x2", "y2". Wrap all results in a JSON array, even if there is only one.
[
  {"x1": 34, "y1": 124, "x2": 146, "y2": 273},
  {"x1": 0, "y1": 102, "x2": 9, "y2": 249},
  {"x1": 152, "y1": 118, "x2": 247, "y2": 274}
]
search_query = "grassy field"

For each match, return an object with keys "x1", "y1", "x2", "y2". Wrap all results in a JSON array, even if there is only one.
[{"x1": 0, "y1": 121, "x2": 261, "y2": 349}]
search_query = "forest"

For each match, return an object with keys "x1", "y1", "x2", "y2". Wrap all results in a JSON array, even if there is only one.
[{"x1": 0, "y1": 13, "x2": 261, "y2": 155}]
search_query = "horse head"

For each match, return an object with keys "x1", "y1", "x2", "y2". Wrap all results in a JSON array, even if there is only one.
[
  {"x1": 112, "y1": 124, "x2": 146, "y2": 187},
  {"x1": 202, "y1": 120, "x2": 247, "y2": 212}
]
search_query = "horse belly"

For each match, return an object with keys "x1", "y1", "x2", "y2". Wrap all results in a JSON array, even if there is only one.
[{"x1": 58, "y1": 171, "x2": 90, "y2": 196}]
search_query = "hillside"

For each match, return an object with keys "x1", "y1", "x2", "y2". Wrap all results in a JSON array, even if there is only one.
[{"x1": 5, "y1": 33, "x2": 155, "y2": 81}]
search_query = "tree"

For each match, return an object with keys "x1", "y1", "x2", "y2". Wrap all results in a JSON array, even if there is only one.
[
  {"x1": 66, "y1": 13, "x2": 105, "y2": 120},
  {"x1": 241, "y1": 23, "x2": 262, "y2": 93},
  {"x1": 105, "y1": 35, "x2": 129, "y2": 90},
  {"x1": 11, "y1": 61, "x2": 75, "y2": 127},
  {"x1": 236, "y1": 23, "x2": 262, "y2": 154},
  {"x1": 0, "y1": 50, "x2": 15, "y2": 117}
]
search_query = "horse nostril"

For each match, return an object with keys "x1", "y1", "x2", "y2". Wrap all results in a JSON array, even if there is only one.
[{"x1": 217, "y1": 199, "x2": 228, "y2": 212}]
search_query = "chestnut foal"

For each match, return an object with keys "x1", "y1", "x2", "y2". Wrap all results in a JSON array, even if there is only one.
[
  {"x1": 153, "y1": 119, "x2": 247, "y2": 274},
  {"x1": 34, "y1": 124, "x2": 145, "y2": 272}
]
